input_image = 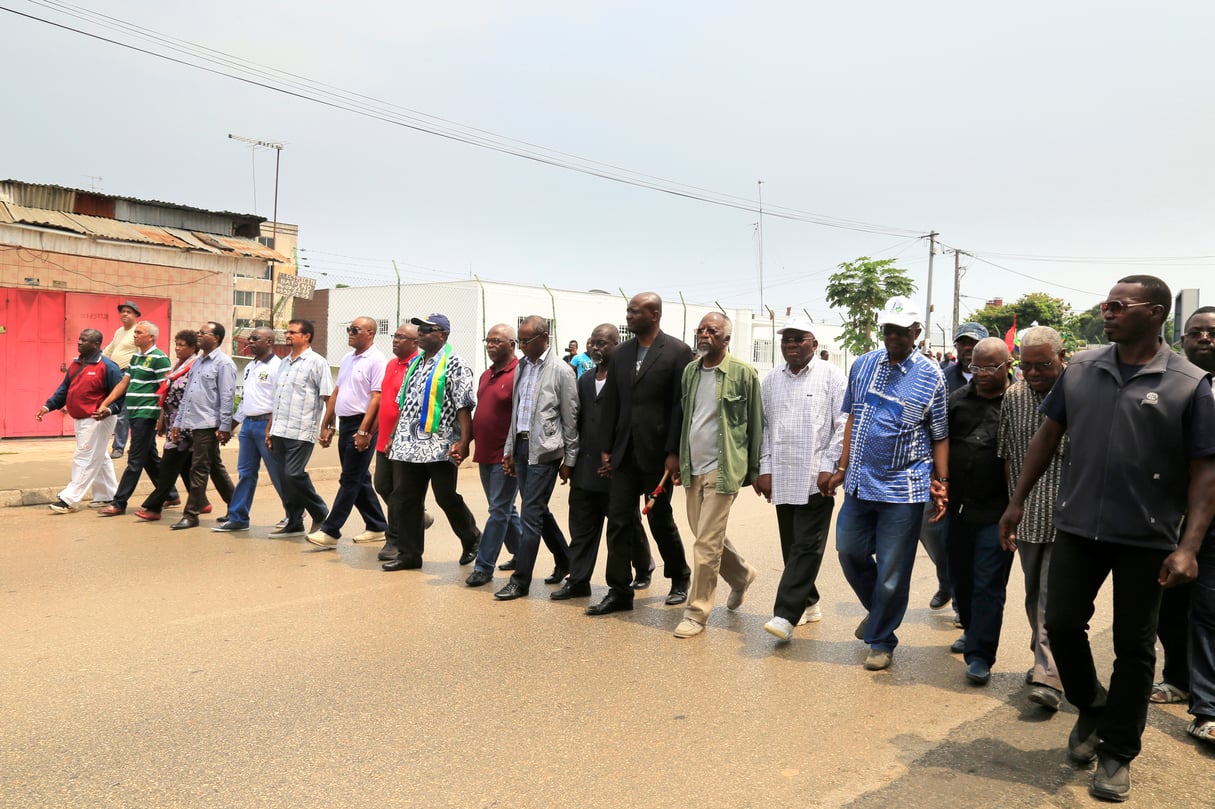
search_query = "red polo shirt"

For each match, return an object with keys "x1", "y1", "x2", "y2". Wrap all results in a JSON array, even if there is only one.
[
  {"x1": 376, "y1": 350, "x2": 417, "y2": 453},
  {"x1": 472, "y1": 357, "x2": 518, "y2": 464}
]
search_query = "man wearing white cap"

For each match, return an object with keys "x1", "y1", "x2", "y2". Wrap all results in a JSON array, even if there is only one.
[
  {"x1": 826, "y1": 296, "x2": 950, "y2": 670},
  {"x1": 757, "y1": 316, "x2": 848, "y2": 643}
]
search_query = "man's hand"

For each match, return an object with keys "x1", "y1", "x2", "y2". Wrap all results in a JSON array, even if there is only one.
[
  {"x1": 170, "y1": 427, "x2": 181, "y2": 443},
  {"x1": 559, "y1": 463, "x2": 572, "y2": 484},
  {"x1": 92, "y1": 405, "x2": 113, "y2": 421},
  {"x1": 318, "y1": 425, "x2": 335, "y2": 449},
  {"x1": 353, "y1": 432, "x2": 372, "y2": 453},
  {"x1": 1159, "y1": 548, "x2": 1198, "y2": 588},
  {"x1": 928, "y1": 479, "x2": 948, "y2": 522},
  {"x1": 752, "y1": 473, "x2": 772, "y2": 501},
  {"x1": 502, "y1": 454, "x2": 515, "y2": 478},
  {"x1": 598, "y1": 451, "x2": 612, "y2": 478},
  {"x1": 998, "y1": 503, "x2": 1024, "y2": 552},
  {"x1": 34, "y1": 406, "x2": 49, "y2": 422},
  {"x1": 449, "y1": 440, "x2": 469, "y2": 465},
  {"x1": 816, "y1": 471, "x2": 833, "y2": 498},
  {"x1": 217, "y1": 430, "x2": 232, "y2": 446},
  {"x1": 664, "y1": 453, "x2": 681, "y2": 487},
  {"x1": 825, "y1": 469, "x2": 845, "y2": 498}
]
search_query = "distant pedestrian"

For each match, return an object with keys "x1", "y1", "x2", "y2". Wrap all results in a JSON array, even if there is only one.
[{"x1": 103, "y1": 300, "x2": 140, "y2": 458}]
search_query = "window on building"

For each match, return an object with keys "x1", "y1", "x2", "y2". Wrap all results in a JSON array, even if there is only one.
[
  {"x1": 377, "y1": 319, "x2": 390, "y2": 335},
  {"x1": 752, "y1": 339, "x2": 772, "y2": 364},
  {"x1": 233, "y1": 290, "x2": 253, "y2": 307},
  {"x1": 618, "y1": 325, "x2": 634, "y2": 342},
  {"x1": 255, "y1": 292, "x2": 272, "y2": 309}
]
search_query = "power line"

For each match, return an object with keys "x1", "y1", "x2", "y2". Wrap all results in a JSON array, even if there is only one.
[{"x1": 4, "y1": 0, "x2": 927, "y2": 239}]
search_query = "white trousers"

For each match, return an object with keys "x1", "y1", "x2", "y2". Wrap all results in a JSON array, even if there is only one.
[{"x1": 58, "y1": 415, "x2": 118, "y2": 506}]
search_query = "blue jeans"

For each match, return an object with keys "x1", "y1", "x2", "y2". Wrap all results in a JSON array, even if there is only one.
[
  {"x1": 320, "y1": 415, "x2": 387, "y2": 537},
  {"x1": 508, "y1": 438, "x2": 570, "y2": 589},
  {"x1": 947, "y1": 520, "x2": 1014, "y2": 667},
  {"x1": 474, "y1": 462, "x2": 524, "y2": 575},
  {"x1": 919, "y1": 505, "x2": 951, "y2": 593},
  {"x1": 226, "y1": 417, "x2": 285, "y2": 526},
  {"x1": 111, "y1": 407, "x2": 129, "y2": 452},
  {"x1": 835, "y1": 495, "x2": 924, "y2": 652}
]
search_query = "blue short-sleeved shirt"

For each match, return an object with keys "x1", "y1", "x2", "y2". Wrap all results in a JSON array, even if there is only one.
[{"x1": 842, "y1": 348, "x2": 949, "y2": 503}]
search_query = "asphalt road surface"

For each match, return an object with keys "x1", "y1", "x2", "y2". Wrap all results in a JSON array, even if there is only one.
[{"x1": 3, "y1": 470, "x2": 1211, "y2": 808}]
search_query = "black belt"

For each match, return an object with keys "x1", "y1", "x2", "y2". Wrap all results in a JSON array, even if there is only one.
[
  {"x1": 244, "y1": 413, "x2": 270, "y2": 422},
  {"x1": 516, "y1": 431, "x2": 530, "y2": 441}
]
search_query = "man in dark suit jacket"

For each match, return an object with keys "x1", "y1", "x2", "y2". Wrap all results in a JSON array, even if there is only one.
[
  {"x1": 556, "y1": 324, "x2": 653, "y2": 600},
  {"x1": 587, "y1": 293, "x2": 695, "y2": 615}
]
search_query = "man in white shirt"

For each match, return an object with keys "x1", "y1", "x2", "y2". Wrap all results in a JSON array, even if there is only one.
[
  {"x1": 308, "y1": 317, "x2": 389, "y2": 546},
  {"x1": 215, "y1": 327, "x2": 286, "y2": 533},
  {"x1": 756, "y1": 317, "x2": 848, "y2": 642}
]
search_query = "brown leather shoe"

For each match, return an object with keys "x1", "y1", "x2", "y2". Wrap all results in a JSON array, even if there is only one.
[
  {"x1": 97, "y1": 504, "x2": 126, "y2": 517},
  {"x1": 134, "y1": 509, "x2": 162, "y2": 521}
]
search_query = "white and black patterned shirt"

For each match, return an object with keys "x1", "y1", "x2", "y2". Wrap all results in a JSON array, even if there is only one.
[
  {"x1": 760, "y1": 359, "x2": 848, "y2": 505},
  {"x1": 387, "y1": 350, "x2": 476, "y2": 464},
  {"x1": 997, "y1": 379, "x2": 1067, "y2": 544}
]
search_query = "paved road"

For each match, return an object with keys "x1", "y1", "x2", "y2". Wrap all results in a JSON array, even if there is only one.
[{"x1": 2, "y1": 471, "x2": 1210, "y2": 808}]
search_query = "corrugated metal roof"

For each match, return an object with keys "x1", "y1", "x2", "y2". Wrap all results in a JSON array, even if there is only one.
[
  {"x1": 1, "y1": 179, "x2": 262, "y2": 224},
  {"x1": 0, "y1": 201, "x2": 289, "y2": 262}
]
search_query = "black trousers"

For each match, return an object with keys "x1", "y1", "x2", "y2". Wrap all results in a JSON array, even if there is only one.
[
  {"x1": 567, "y1": 485, "x2": 652, "y2": 588},
  {"x1": 112, "y1": 418, "x2": 174, "y2": 510},
  {"x1": 391, "y1": 459, "x2": 479, "y2": 563},
  {"x1": 271, "y1": 436, "x2": 328, "y2": 527},
  {"x1": 1046, "y1": 530, "x2": 1168, "y2": 762},
  {"x1": 604, "y1": 455, "x2": 689, "y2": 599},
  {"x1": 1156, "y1": 579, "x2": 1191, "y2": 691},
  {"x1": 771, "y1": 496, "x2": 836, "y2": 623},
  {"x1": 185, "y1": 429, "x2": 233, "y2": 518},
  {"x1": 142, "y1": 445, "x2": 198, "y2": 512}
]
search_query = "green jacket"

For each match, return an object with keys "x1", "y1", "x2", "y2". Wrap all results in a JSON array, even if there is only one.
[{"x1": 674, "y1": 352, "x2": 764, "y2": 494}]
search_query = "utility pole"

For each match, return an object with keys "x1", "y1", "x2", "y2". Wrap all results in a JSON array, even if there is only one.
[
  {"x1": 756, "y1": 179, "x2": 765, "y2": 320},
  {"x1": 923, "y1": 231, "x2": 938, "y2": 352},
  {"x1": 952, "y1": 248, "x2": 969, "y2": 338}
]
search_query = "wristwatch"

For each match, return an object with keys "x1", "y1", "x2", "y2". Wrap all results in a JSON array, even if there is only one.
[
  {"x1": 356, "y1": 430, "x2": 370, "y2": 437},
  {"x1": 935, "y1": 476, "x2": 950, "y2": 483}
]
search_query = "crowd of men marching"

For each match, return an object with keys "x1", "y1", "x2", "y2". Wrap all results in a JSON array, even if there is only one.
[{"x1": 37, "y1": 276, "x2": 1215, "y2": 803}]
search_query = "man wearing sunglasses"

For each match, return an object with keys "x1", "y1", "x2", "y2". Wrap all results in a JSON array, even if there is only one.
[
  {"x1": 213, "y1": 327, "x2": 285, "y2": 533},
  {"x1": 307, "y1": 317, "x2": 389, "y2": 547},
  {"x1": 382, "y1": 313, "x2": 481, "y2": 571},
  {"x1": 1000, "y1": 276, "x2": 1215, "y2": 801},
  {"x1": 827, "y1": 296, "x2": 950, "y2": 671}
]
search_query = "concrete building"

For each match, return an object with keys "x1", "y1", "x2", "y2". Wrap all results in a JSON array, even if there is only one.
[{"x1": 0, "y1": 180, "x2": 293, "y2": 438}]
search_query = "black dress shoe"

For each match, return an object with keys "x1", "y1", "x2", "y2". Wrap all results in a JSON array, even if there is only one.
[
  {"x1": 586, "y1": 593, "x2": 634, "y2": 615},
  {"x1": 493, "y1": 582, "x2": 528, "y2": 600},
  {"x1": 465, "y1": 569, "x2": 493, "y2": 587},
  {"x1": 170, "y1": 516, "x2": 199, "y2": 530},
  {"x1": 377, "y1": 544, "x2": 400, "y2": 562},
  {"x1": 544, "y1": 566, "x2": 569, "y2": 585},
  {"x1": 551, "y1": 582, "x2": 592, "y2": 600},
  {"x1": 459, "y1": 532, "x2": 481, "y2": 566},
  {"x1": 382, "y1": 556, "x2": 423, "y2": 571},
  {"x1": 929, "y1": 589, "x2": 952, "y2": 610},
  {"x1": 665, "y1": 579, "x2": 690, "y2": 606},
  {"x1": 498, "y1": 558, "x2": 518, "y2": 571},
  {"x1": 630, "y1": 573, "x2": 652, "y2": 590}
]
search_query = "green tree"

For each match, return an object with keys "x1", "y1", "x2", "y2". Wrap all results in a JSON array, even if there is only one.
[
  {"x1": 825, "y1": 257, "x2": 916, "y2": 356},
  {"x1": 970, "y1": 292, "x2": 1075, "y2": 340}
]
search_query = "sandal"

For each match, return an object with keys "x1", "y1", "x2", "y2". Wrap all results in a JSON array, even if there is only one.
[
  {"x1": 1186, "y1": 718, "x2": 1215, "y2": 745},
  {"x1": 1149, "y1": 682, "x2": 1189, "y2": 704}
]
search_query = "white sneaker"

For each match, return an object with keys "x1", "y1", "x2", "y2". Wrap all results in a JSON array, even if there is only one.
[
  {"x1": 798, "y1": 604, "x2": 822, "y2": 625},
  {"x1": 49, "y1": 499, "x2": 79, "y2": 514},
  {"x1": 306, "y1": 530, "x2": 339, "y2": 547},
  {"x1": 351, "y1": 530, "x2": 386, "y2": 543},
  {"x1": 674, "y1": 619, "x2": 704, "y2": 638},
  {"x1": 764, "y1": 616, "x2": 794, "y2": 642}
]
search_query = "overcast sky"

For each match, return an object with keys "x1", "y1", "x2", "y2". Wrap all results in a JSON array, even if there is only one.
[{"x1": 4, "y1": 0, "x2": 1212, "y2": 331}]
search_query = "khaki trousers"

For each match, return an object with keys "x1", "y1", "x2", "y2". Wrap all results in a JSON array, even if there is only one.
[{"x1": 684, "y1": 470, "x2": 753, "y2": 625}]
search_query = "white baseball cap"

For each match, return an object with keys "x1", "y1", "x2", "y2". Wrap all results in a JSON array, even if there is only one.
[{"x1": 876, "y1": 296, "x2": 922, "y2": 329}]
